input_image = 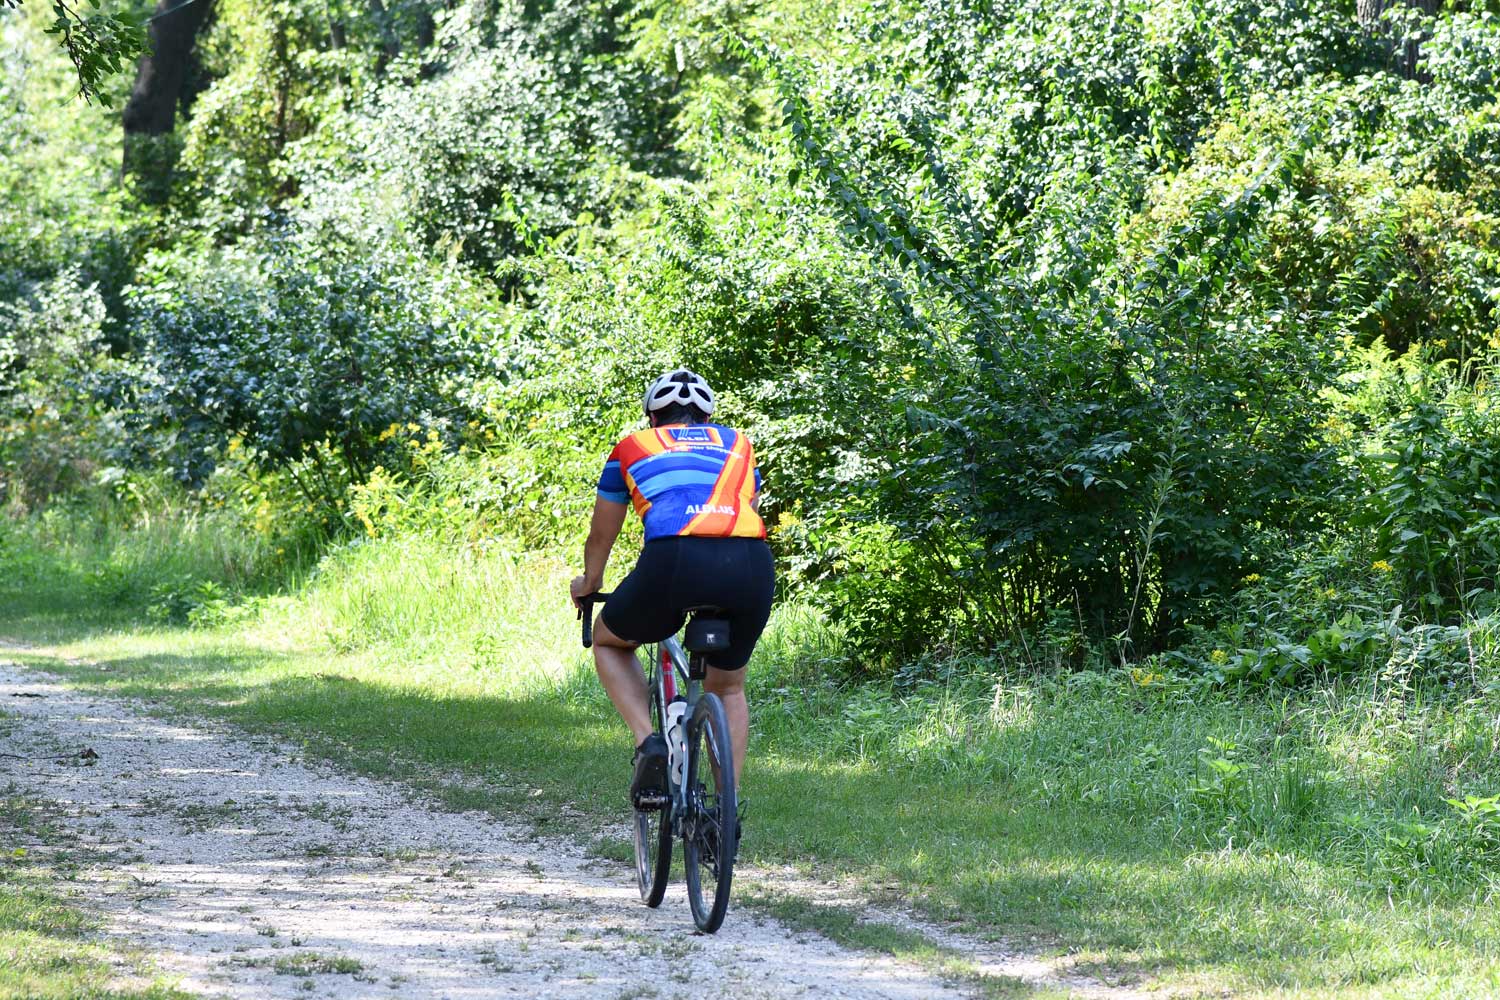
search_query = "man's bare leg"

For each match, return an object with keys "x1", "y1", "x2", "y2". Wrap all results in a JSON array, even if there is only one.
[
  {"x1": 704, "y1": 666, "x2": 748, "y2": 782},
  {"x1": 591, "y1": 615, "x2": 652, "y2": 744}
]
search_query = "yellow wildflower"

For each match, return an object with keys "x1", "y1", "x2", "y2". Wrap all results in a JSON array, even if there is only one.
[
  {"x1": 1372, "y1": 559, "x2": 1393, "y2": 573},
  {"x1": 1209, "y1": 649, "x2": 1230, "y2": 665}
]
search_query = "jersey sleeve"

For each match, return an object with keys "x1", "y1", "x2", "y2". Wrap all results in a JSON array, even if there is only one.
[
  {"x1": 748, "y1": 441, "x2": 763, "y2": 494},
  {"x1": 596, "y1": 442, "x2": 630, "y2": 505}
]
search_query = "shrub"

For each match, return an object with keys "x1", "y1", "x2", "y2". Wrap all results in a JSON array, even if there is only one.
[
  {"x1": 1362, "y1": 382, "x2": 1500, "y2": 619},
  {"x1": 109, "y1": 230, "x2": 497, "y2": 510},
  {"x1": 0, "y1": 268, "x2": 111, "y2": 510}
]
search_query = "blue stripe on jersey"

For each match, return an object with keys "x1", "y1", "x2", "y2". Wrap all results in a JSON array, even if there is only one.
[
  {"x1": 633, "y1": 468, "x2": 721, "y2": 495},
  {"x1": 631, "y1": 452, "x2": 724, "y2": 484}
]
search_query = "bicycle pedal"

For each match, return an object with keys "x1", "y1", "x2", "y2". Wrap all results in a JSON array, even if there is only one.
[{"x1": 633, "y1": 793, "x2": 669, "y2": 810}]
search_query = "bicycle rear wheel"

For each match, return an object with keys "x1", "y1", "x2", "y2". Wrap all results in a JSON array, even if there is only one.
[
  {"x1": 683, "y1": 692, "x2": 736, "y2": 933},
  {"x1": 633, "y1": 645, "x2": 672, "y2": 906}
]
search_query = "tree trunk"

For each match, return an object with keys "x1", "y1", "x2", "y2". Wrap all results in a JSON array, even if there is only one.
[
  {"x1": 1356, "y1": 0, "x2": 1389, "y2": 29},
  {"x1": 121, "y1": 0, "x2": 215, "y2": 197},
  {"x1": 1358, "y1": 0, "x2": 1441, "y2": 81},
  {"x1": 367, "y1": 0, "x2": 400, "y2": 74}
]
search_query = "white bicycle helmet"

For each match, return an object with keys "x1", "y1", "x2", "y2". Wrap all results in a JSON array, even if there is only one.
[{"x1": 642, "y1": 368, "x2": 716, "y2": 417}]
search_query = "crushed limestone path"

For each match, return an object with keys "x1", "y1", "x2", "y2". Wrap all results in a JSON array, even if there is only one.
[{"x1": 0, "y1": 656, "x2": 1146, "y2": 999}]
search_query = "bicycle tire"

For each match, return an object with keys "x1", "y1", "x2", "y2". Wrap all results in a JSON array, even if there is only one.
[
  {"x1": 633, "y1": 645, "x2": 672, "y2": 906},
  {"x1": 683, "y1": 691, "x2": 736, "y2": 933}
]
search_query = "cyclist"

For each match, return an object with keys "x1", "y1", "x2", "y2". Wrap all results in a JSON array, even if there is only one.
[{"x1": 569, "y1": 369, "x2": 774, "y2": 808}]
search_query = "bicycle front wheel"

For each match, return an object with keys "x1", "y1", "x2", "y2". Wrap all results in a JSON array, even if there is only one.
[
  {"x1": 633, "y1": 798, "x2": 672, "y2": 906},
  {"x1": 683, "y1": 691, "x2": 736, "y2": 933},
  {"x1": 634, "y1": 645, "x2": 672, "y2": 907}
]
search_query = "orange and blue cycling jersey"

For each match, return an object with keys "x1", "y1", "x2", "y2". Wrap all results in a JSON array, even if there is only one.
[{"x1": 596, "y1": 423, "x2": 766, "y2": 541}]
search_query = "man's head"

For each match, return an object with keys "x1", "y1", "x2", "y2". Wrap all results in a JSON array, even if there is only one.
[{"x1": 643, "y1": 369, "x2": 716, "y2": 427}]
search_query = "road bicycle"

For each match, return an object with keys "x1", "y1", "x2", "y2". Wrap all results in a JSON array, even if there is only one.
[{"x1": 578, "y1": 593, "x2": 738, "y2": 933}]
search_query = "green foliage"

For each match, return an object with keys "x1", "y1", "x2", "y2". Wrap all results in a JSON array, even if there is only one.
[
  {"x1": 774, "y1": 18, "x2": 1347, "y2": 653},
  {"x1": 289, "y1": 1, "x2": 682, "y2": 273},
  {"x1": 1, "y1": 0, "x2": 148, "y2": 105},
  {"x1": 0, "y1": 5, "x2": 134, "y2": 324},
  {"x1": 109, "y1": 232, "x2": 496, "y2": 509},
  {"x1": 1362, "y1": 375, "x2": 1500, "y2": 618},
  {"x1": 740, "y1": 0, "x2": 1500, "y2": 658},
  {"x1": 5, "y1": 0, "x2": 1500, "y2": 672},
  {"x1": 170, "y1": 0, "x2": 443, "y2": 226},
  {"x1": 0, "y1": 268, "x2": 111, "y2": 510}
]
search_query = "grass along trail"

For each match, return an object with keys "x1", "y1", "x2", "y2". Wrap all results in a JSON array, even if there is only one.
[{"x1": 0, "y1": 651, "x2": 1145, "y2": 1000}]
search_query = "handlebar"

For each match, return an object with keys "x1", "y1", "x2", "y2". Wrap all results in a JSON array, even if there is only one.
[{"x1": 577, "y1": 592, "x2": 610, "y2": 649}]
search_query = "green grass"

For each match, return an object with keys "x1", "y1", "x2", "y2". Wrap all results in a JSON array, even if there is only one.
[
  {"x1": 271, "y1": 951, "x2": 364, "y2": 976},
  {"x1": 4, "y1": 512, "x2": 1500, "y2": 999},
  {"x1": 0, "y1": 739, "x2": 194, "y2": 1000}
]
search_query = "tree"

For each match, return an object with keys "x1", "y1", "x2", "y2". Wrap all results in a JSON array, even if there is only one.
[
  {"x1": 1358, "y1": 0, "x2": 1442, "y2": 78},
  {"x1": 121, "y1": 0, "x2": 215, "y2": 196},
  {"x1": 0, "y1": 0, "x2": 147, "y2": 104}
]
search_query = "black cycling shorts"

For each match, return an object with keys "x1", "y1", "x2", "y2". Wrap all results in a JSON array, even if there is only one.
[{"x1": 601, "y1": 536, "x2": 775, "y2": 670}]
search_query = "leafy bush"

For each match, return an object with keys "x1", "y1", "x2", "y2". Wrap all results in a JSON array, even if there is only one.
[
  {"x1": 755, "y1": 0, "x2": 1500, "y2": 659},
  {"x1": 110, "y1": 231, "x2": 497, "y2": 509},
  {"x1": 1362, "y1": 383, "x2": 1500, "y2": 619},
  {"x1": 777, "y1": 35, "x2": 1341, "y2": 652},
  {"x1": 290, "y1": 1, "x2": 681, "y2": 273},
  {"x1": 0, "y1": 268, "x2": 111, "y2": 510}
]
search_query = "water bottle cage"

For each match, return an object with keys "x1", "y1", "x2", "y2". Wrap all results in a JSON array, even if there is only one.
[{"x1": 665, "y1": 698, "x2": 688, "y2": 793}]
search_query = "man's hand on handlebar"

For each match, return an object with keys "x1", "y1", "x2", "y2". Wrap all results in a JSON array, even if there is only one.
[
  {"x1": 574, "y1": 587, "x2": 609, "y2": 649},
  {"x1": 569, "y1": 574, "x2": 599, "y2": 610}
]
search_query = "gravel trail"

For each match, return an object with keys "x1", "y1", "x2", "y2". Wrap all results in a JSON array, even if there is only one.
[{"x1": 0, "y1": 656, "x2": 1147, "y2": 999}]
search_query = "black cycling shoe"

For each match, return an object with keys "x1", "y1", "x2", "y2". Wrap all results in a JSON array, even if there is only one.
[{"x1": 629, "y1": 733, "x2": 668, "y2": 807}]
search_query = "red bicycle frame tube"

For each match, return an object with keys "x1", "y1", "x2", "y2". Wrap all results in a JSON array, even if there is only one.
[{"x1": 661, "y1": 646, "x2": 677, "y2": 701}]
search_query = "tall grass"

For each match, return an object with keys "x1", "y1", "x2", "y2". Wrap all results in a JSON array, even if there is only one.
[
  {"x1": 0, "y1": 495, "x2": 296, "y2": 636},
  {"x1": 292, "y1": 536, "x2": 580, "y2": 698}
]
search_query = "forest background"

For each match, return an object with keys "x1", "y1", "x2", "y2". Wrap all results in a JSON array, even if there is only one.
[{"x1": 3, "y1": 0, "x2": 1500, "y2": 997}]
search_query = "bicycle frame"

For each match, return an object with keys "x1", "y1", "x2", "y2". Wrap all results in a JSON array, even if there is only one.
[{"x1": 653, "y1": 635, "x2": 698, "y2": 822}]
